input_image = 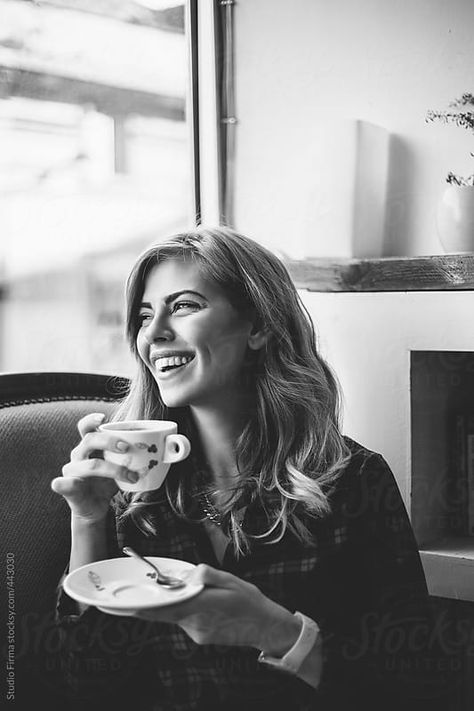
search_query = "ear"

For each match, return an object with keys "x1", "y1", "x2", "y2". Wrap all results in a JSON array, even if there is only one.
[{"x1": 247, "y1": 326, "x2": 270, "y2": 351}]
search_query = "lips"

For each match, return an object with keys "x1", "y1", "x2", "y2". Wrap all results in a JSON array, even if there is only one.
[{"x1": 150, "y1": 350, "x2": 195, "y2": 375}]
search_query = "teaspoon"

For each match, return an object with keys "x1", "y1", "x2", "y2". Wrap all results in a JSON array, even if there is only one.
[{"x1": 123, "y1": 546, "x2": 186, "y2": 590}]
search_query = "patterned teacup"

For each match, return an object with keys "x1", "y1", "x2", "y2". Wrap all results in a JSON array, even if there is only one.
[{"x1": 99, "y1": 420, "x2": 191, "y2": 492}]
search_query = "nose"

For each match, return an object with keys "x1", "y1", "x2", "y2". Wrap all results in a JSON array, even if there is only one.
[{"x1": 142, "y1": 312, "x2": 174, "y2": 344}]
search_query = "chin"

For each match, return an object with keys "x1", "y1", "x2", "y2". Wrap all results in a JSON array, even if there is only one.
[
  {"x1": 157, "y1": 391, "x2": 188, "y2": 409},
  {"x1": 157, "y1": 384, "x2": 199, "y2": 409}
]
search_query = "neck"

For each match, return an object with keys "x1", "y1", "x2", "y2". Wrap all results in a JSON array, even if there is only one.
[{"x1": 189, "y1": 401, "x2": 249, "y2": 492}]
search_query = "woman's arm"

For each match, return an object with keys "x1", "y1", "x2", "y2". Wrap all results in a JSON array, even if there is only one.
[
  {"x1": 69, "y1": 515, "x2": 109, "y2": 572},
  {"x1": 52, "y1": 412, "x2": 136, "y2": 611},
  {"x1": 295, "y1": 631, "x2": 324, "y2": 688},
  {"x1": 133, "y1": 561, "x2": 326, "y2": 691},
  {"x1": 65, "y1": 513, "x2": 114, "y2": 613},
  {"x1": 256, "y1": 609, "x2": 324, "y2": 689},
  {"x1": 51, "y1": 414, "x2": 151, "y2": 703},
  {"x1": 311, "y1": 452, "x2": 456, "y2": 710},
  {"x1": 54, "y1": 504, "x2": 154, "y2": 707}
]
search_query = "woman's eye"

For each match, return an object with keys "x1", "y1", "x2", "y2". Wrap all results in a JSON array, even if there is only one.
[
  {"x1": 171, "y1": 301, "x2": 200, "y2": 314},
  {"x1": 138, "y1": 312, "x2": 153, "y2": 324}
]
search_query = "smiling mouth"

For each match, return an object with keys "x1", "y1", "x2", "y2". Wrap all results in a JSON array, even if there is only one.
[{"x1": 153, "y1": 355, "x2": 195, "y2": 373}]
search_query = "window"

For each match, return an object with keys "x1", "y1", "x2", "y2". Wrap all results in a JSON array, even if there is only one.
[{"x1": 0, "y1": 0, "x2": 195, "y2": 376}]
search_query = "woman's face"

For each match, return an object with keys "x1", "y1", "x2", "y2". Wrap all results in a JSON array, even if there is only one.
[{"x1": 136, "y1": 259, "x2": 262, "y2": 410}]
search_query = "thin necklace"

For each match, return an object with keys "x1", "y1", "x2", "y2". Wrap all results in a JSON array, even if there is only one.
[
  {"x1": 200, "y1": 491, "x2": 245, "y2": 530},
  {"x1": 195, "y1": 466, "x2": 224, "y2": 526},
  {"x1": 200, "y1": 491, "x2": 225, "y2": 527}
]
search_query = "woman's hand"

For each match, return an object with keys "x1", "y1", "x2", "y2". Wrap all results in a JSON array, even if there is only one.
[
  {"x1": 134, "y1": 564, "x2": 301, "y2": 655},
  {"x1": 50, "y1": 413, "x2": 139, "y2": 523}
]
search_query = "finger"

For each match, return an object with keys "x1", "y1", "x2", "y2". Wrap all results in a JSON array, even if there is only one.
[
  {"x1": 132, "y1": 585, "x2": 210, "y2": 623},
  {"x1": 51, "y1": 476, "x2": 76, "y2": 496},
  {"x1": 77, "y1": 413, "x2": 107, "y2": 438},
  {"x1": 62, "y1": 459, "x2": 140, "y2": 485},
  {"x1": 50, "y1": 476, "x2": 104, "y2": 500},
  {"x1": 188, "y1": 563, "x2": 238, "y2": 588},
  {"x1": 133, "y1": 601, "x2": 198, "y2": 624},
  {"x1": 70, "y1": 432, "x2": 131, "y2": 462},
  {"x1": 50, "y1": 476, "x2": 118, "y2": 514},
  {"x1": 133, "y1": 609, "x2": 175, "y2": 622}
]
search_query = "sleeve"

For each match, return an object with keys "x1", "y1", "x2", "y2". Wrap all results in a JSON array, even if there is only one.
[
  {"x1": 310, "y1": 453, "x2": 459, "y2": 711},
  {"x1": 54, "y1": 507, "x2": 157, "y2": 709},
  {"x1": 55, "y1": 505, "x2": 120, "y2": 623}
]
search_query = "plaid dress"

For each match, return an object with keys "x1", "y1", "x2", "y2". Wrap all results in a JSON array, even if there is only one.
[{"x1": 55, "y1": 438, "x2": 452, "y2": 711}]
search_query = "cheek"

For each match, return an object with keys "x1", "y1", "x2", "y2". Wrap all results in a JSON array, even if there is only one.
[
  {"x1": 136, "y1": 331, "x2": 148, "y2": 362},
  {"x1": 208, "y1": 333, "x2": 249, "y2": 372}
]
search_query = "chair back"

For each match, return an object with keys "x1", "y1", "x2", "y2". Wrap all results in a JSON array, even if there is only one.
[{"x1": 0, "y1": 372, "x2": 129, "y2": 710}]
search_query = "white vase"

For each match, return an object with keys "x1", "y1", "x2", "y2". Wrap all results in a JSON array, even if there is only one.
[{"x1": 436, "y1": 184, "x2": 474, "y2": 253}]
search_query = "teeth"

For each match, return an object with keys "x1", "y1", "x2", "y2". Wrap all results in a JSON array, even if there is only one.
[{"x1": 155, "y1": 355, "x2": 193, "y2": 371}]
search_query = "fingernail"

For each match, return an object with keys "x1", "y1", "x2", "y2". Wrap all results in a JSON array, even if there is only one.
[
  {"x1": 94, "y1": 413, "x2": 106, "y2": 423},
  {"x1": 116, "y1": 441, "x2": 129, "y2": 452},
  {"x1": 127, "y1": 471, "x2": 139, "y2": 483}
]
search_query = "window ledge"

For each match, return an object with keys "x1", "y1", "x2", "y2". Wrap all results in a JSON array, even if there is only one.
[
  {"x1": 284, "y1": 254, "x2": 474, "y2": 292},
  {"x1": 420, "y1": 540, "x2": 474, "y2": 602}
]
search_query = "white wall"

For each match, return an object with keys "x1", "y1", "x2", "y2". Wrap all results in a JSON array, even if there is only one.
[
  {"x1": 298, "y1": 289, "x2": 474, "y2": 511},
  {"x1": 233, "y1": 0, "x2": 474, "y2": 257},
  {"x1": 300, "y1": 288, "x2": 474, "y2": 600}
]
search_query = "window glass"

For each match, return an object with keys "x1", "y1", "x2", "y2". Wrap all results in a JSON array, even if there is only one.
[{"x1": 0, "y1": 0, "x2": 193, "y2": 376}]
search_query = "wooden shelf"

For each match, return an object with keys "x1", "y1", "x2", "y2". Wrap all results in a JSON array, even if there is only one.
[
  {"x1": 285, "y1": 254, "x2": 474, "y2": 292},
  {"x1": 420, "y1": 538, "x2": 474, "y2": 601}
]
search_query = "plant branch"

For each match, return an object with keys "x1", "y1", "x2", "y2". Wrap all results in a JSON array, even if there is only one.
[
  {"x1": 449, "y1": 93, "x2": 474, "y2": 109},
  {"x1": 426, "y1": 110, "x2": 474, "y2": 131},
  {"x1": 447, "y1": 172, "x2": 474, "y2": 187},
  {"x1": 426, "y1": 92, "x2": 474, "y2": 184}
]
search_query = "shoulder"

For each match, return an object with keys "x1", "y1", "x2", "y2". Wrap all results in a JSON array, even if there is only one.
[
  {"x1": 331, "y1": 436, "x2": 400, "y2": 514},
  {"x1": 341, "y1": 434, "x2": 388, "y2": 476}
]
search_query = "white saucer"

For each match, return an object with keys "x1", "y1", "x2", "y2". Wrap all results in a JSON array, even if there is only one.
[{"x1": 63, "y1": 556, "x2": 203, "y2": 616}]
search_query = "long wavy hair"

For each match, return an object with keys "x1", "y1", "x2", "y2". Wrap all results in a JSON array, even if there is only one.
[{"x1": 114, "y1": 226, "x2": 350, "y2": 556}]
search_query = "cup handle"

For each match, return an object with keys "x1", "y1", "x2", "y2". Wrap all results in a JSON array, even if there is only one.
[{"x1": 163, "y1": 434, "x2": 191, "y2": 464}]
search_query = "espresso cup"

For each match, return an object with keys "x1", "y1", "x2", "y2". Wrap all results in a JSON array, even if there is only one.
[{"x1": 99, "y1": 420, "x2": 191, "y2": 492}]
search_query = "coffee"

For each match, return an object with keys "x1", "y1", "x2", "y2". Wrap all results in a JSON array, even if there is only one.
[{"x1": 115, "y1": 425, "x2": 150, "y2": 431}]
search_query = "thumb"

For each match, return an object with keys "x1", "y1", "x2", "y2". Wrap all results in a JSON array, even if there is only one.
[
  {"x1": 50, "y1": 476, "x2": 82, "y2": 497},
  {"x1": 189, "y1": 563, "x2": 237, "y2": 588},
  {"x1": 50, "y1": 476, "x2": 89, "y2": 506}
]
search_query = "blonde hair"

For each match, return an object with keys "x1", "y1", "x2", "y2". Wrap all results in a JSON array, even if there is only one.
[{"x1": 114, "y1": 226, "x2": 350, "y2": 556}]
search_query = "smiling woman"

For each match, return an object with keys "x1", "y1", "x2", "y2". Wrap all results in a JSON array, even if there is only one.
[
  {"x1": 136, "y1": 259, "x2": 266, "y2": 410},
  {"x1": 52, "y1": 226, "x2": 454, "y2": 711}
]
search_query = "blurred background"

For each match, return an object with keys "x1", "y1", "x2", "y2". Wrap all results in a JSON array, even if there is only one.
[
  {"x1": 0, "y1": 0, "x2": 192, "y2": 375},
  {"x1": 1, "y1": 0, "x2": 474, "y2": 375}
]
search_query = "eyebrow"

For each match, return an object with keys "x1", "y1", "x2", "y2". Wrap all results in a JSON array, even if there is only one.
[{"x1": 139, "y1": 290, "x2": 207, "y2": 308}]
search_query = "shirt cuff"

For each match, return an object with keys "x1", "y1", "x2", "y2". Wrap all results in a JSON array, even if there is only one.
[{"x1": 55, "y1": 571, "x2": 93, "y2": 624}]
